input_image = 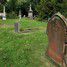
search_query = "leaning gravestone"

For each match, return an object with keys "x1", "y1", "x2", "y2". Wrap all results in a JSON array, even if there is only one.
[
  {"x1": 14, "y1": 22, "x2": 19, "y2": 33},
  {"x1": 47, "y1": 12, "x2": 67, "y2": 67}
]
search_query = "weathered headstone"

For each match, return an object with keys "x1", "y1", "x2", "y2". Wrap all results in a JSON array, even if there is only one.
[
  {"x1": 28, "y1": 4, "x2": 33, "y2": 19},
  {"x1": 14, "y1": 22, "x2": 19, "y2": 33},
  {"x1": 47, "y1": 12, "x2": 67, "y2": 67}
]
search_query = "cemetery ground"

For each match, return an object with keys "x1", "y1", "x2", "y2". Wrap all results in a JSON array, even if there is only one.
[{"x1": 0, "y1": 18, "x2": 56, "y2": 67}]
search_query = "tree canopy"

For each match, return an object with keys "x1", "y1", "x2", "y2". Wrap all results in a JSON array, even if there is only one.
[
  {"x1": 0, "y1": 0, "x2": 66, "y2": 19},
  {"x1": 36, "y1": 0, "x2": 67, "y2": 20}
]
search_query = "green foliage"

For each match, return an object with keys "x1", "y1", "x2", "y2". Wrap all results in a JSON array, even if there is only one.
[
  {"x1": 0, "y1": 0, "x2": 40, "y2": 18},
  {"x1": 0, "y1": 0, "x2": 67, "y2": 20},
  {"x1": 0, "y1": 4, "x2": 3, "y2": 12},
  {"x1": 36, "y1": 0, "x2": 67, "y2": 20},
  {"x1": 0, "y1": 0, "x2": 7, "y2": 4},
  {"x1": 6, "y1": 0, "x2": 17, "y2": 12},
  {"x1": 6, "y1": 0, "x2": 40, "y2": 17},
  {"x1": 6, "y1": 11, "x2": 18, "y2": 19},
  {"x1": 0, "y1": 18, "x2": 56, "y2": 67}
]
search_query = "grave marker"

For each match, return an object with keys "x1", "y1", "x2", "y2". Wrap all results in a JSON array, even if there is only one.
[
  {"x1": 2, "y1": 6, "x2": 6, "y2": 20},
  {"x1": 47, "y1": 12, "x2": 67, "y2": 67},
  {"x1": 14, "y1": 22, "x2": 19, "y2": 33},
  {"x1": 28, "y1": 4, "x2": 33, "y2": 19},
  {"x1": 0, "y1": 5, "x2": 6, "y2": 20},
  {"x1": 19, "y1": 10, "x2": 22, "y2": 20}
]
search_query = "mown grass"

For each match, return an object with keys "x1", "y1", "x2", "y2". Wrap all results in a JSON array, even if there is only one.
[{"x1": 0, "y1": 18, "x2": 56, "y2": 67}]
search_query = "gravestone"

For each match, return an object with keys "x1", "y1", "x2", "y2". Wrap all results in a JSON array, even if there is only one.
[
  {"x1": 0, "y1": 6, "x2": 6, "y2": 20},
  {"x1": 23, "y1": 15, "x2": 25, "y2": 18},
  {"x1": 47, "y1": 12, "x2": 67, "y2": 67},
  {"x1": 14, "y1": 22, "x2": 19, "y2": 33},
  {"x1": 19, "y1": 10, "x2": 21, "y2": 19},
  {"x1": 2, "y1": 6, "x2": 6, "y2": 20},
  {"x1": 28, "y1": 4, "x2": 33, "y2": 19}
]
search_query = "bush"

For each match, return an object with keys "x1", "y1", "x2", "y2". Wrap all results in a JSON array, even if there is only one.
[
  {"x1": 36, "y1": 0, "x2": 67, "y2": 20},
  {"x1": 34, "y1": 17, "x2": 43, "y2": 21},
  {"x1": 6, "y1": 12, "x2": 18, "y2": 19},
  {"x1": 0, "y1": 16, "x2": 2, "y2": 19}
]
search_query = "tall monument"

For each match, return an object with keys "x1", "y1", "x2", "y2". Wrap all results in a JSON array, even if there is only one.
[{"x1": 28, "y1": 4, "x2": 33, "y2": 19}]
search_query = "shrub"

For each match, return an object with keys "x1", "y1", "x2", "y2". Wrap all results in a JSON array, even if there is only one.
[{"x1": 6, "y1": 11, "x2": 18, "y2": 19}]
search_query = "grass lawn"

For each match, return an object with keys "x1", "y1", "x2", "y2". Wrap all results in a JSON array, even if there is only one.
[{"x1": 0, "y1": 18, "x2": 56, "y2": 67}]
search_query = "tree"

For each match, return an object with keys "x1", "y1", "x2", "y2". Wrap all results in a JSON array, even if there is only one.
[
  {"x1": 0, "y1": 0, "x2": 7, "y2": 4},
  {"x1": 0, "y1": 0, "x2": 8, "y2": 12},
  {"x1": 36, "y1": 0, "x2": 67, "y2": 20},
  {"x1": 1, "y1": 0, "x2": 40, "y2": 17}
]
